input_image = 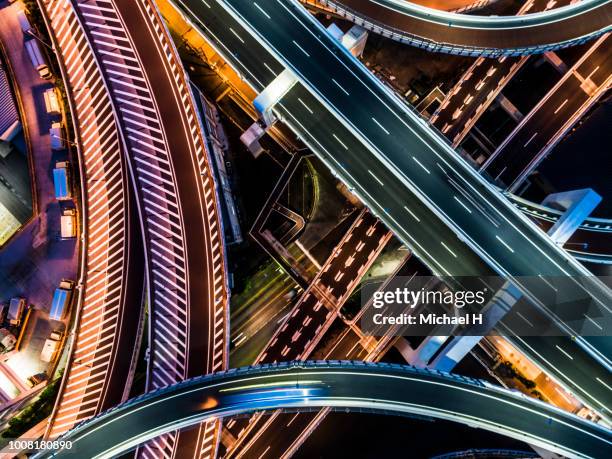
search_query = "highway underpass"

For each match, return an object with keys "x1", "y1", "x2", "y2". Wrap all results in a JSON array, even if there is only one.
[
  {"x1": 35, "y1": 362, "x2": 612, "y2": 459},
  {"x1": 302, "y1": 0, "x2": 612, "y2": 56}
]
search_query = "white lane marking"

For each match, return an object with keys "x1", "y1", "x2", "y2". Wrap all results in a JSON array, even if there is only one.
[
  {"x1": 403, "y1": 206, "x2": 420, "y2": 222},
  {"x1": 523, "y1": 132, "x2": 538, "y2": 147},
  {"x1": 441, "y1": 242, "x2": 458, "y2": 258},
  {"x1": 454, "y1": 196, "x2": 472, "y2": 214},
  {"x1": 257, "y1": 445, "x2": 271, "y2": 459},
  {"x1": 332, "y1": 78, "x2": 350, "y2": 96},
  {"x1": 553, "y1": 99, "x2": 568, "y2": 114},
  {"x1": 596, "y1": 377, "x2": 611, "y2": 391},
  {"x1": 253, "y1": 2, "x2": 271, "y2": 19},
  {"x1": 412, "y1": 156, "x2": 430, "y2": 174},
  {"x1": 297, "y1": 97, "x2": 313, "y2": 114},
  {"x1": 332, "y1": 134, "x2": 348, "y2": 150},
  {"x1": 270, "y1": 0, "x2": 601, "y2": 295},
  {"x1": 292, "y1": 40, "x2": 310, "y2": 57},
  {"x1": 555, "y1": 345, "x2": 574, "y2": 360},
  {"x1": 368, "y1": 170, "x2": 384, "y2": 186},
  {"x1": 263, "y1": 62, "x2": 276, "y2": 75},
  {"x1": 229, "y1": 27, "x2": 244, "y2": 43},
  {"x1": 583, "y1": 313, "x2": 602, "y2": 331},
  {"x1": 495, "y1": 235, "x2": 514, "y2": 253},
  {"x1": 372, "y1": 117, "x2": 390, "y2": 135},
  {"x1": 286, "y1": 413, "x2": 300, "y2": 427},
  {"x1": 538, "y1": 274, "x2": 558, "y2": 292},
  {"x1": 515, "y1": 311, "x2": 534, "y2": 328}
]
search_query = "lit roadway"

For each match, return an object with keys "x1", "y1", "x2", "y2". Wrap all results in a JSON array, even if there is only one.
[
  {"x1": 482, "y1": 33, "x2": 612, "y2": 190},
  {"x1": 304, "y1": 0, "x2": 612, "y2": 54},
  {"x1": 177, "y1": 0, "x2": 612, "y2": 343},
  {"x1": 35, "y1": 362, "x2": 611, "y2": 459},
  {"x1": 429, "y1": 0, "x2": 566, "y2": 145}
]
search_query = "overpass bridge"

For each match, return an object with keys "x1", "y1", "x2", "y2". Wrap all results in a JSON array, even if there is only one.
[
  {"x1": 301, "y1": 0, "x2": 612, "y2": 56},
  {"x1": 35, "y1": 361, "x2": 612, "y2": 459},
  {"x1": 171, "y1": 0, "x2": 612, "y2": 418}
]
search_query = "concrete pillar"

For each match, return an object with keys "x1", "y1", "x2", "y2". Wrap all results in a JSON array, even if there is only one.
[
  {"x1": 253, "y1": 69, "x2": 298, "y2": 126},
  {"x1": 427, "y1": 282, "x2": 522, "y2": 371},
  {"x1": 420, "y1": 190, "x2": 600, "y2": 372},
  {"x1": 542, "y1": 188, "x2": 602, "y2": 245},
  {"x1": 327, "y1": 23, "x2": 368, "y2": 57}
]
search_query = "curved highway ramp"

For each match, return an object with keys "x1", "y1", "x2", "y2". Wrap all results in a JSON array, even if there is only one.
[
  {"x1": 302, "y1": 0, "x2": 612, "y2": 56},
  {"x1": 35, "y1": 362, "x2": 611, "y2": 459}
]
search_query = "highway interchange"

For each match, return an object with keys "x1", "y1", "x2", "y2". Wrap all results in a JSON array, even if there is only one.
[
  {"x1": 171, "y1": 0, "x2": 612, "y2": 419},
  {"x1": 21, "y1": 0, "x2": 612, "y2": 457}
]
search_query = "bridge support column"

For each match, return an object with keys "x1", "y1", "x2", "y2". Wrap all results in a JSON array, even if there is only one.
[
  {"x1": 241, "y1": 69, "x2": 298, "y2": 156},
  {"x1": 542, "y1": 188, "x2": 601, "y2": 245},
  {"x1": 327, "y1": 23, "x2": 368, "y2": 57},
  {"x1": 414, "y1": 189, "x2": 601, "y2": 371},
  {"x1": 425, "y1": 282, "x2": 522, "y2": 371}
]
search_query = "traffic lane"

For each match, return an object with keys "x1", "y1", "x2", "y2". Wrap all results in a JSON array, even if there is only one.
[
  {"x1": 331, "y1": 0, "x2": 612, "y2": 50},
  {"x1": 262, "y1": 292, "x2": 332, "y2": 362},
  {"x1": 174, "y1": 0, "x2": 282, "y2": 92},
  {"x1": 236, "y1": 411, "x2": 318, "y2": 459},
  {"x1": 575, "y1": 36, "x2": 612, "y2": 87},
  {"x1": 226, "y1": 0, "x2": 612, "y2": 308},
  {"x1": 434, "y1": 56, "x2": 520, "y2": 135},
  {"x1": 279, "y1": 85, "x2": 491, "y2": 277},
  {"x1": 41, "y1": 365, "x2": 612, "y2": 459},
  {"x1": 318, "y1": 215, "x2": 388, "y2": 294},
  {"x1": 486, "y1": 76, "x2": 588, "y2": 183},
  {"x1": 511, "y1": 335, "x2": 612, "y2": 417},
  {"x1": 486, "y1": 36, "x2": 611, "y2": 184},
  {"x1": 280, "y1": 85, "x2": 612, "y2": 337},
  {"x1": 114, "y1": 0, "x2": 218, "y2": 375}
]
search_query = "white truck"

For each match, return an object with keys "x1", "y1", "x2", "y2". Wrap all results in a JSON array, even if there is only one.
[
  {"x1": 8, "y1": 297, "x2": 26, "y2": 326},
  {"x1": 24, "y1": 39, "x2": 51, "y2": 80},
  {"x1": 41, "y1": 330, "x2": 63, "y2": 363},
  {"x1": 60, "y1": 208, "x2": 77, "y2": 239}
]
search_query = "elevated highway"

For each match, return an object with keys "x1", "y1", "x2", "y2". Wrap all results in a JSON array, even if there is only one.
[
  {"x1": 301, "y1": 0, "x2": 612, "y2": 56},
  {"x1": 75, "y1": 0, "x2": 230, "y2": 456},
  {"x1": 36, "y1": 362, "x2": 612, "y2": 459},
  {"x1": 508, "y1": 194, "x2": 612, "y2": 265},
  {"x1": 41, "y1": 0, "x2": 230, "y2": 455},
  {"x1": 41, "y1": 0, "x2": 144, "y2": 437},
  {"x1": 172, "y1": 0, "x2": 612, "y2": 417}
]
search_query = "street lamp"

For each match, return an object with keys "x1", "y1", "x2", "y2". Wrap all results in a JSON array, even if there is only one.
[
  {"x1": 25, "y1": 30, "x2": 54, "y2": 52},
  {"x1": 51, "y1": 133, "x2": 77, "y2": 148}
]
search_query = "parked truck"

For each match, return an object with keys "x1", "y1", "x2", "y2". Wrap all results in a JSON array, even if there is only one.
[
  {"x1": 24, "y1": 38, "x2": 51, "y2": 80},
  {"x1": 43, "y1": 87, "x2": 61, "y2": 115},
  {"x1": 49, "y1": 122, "x2": 64, "y2": 150},
  {"x1": 7, "y1": 297, "x2": 26, "y2": 326},
  {"x1": 49, "y1": 280, "x2": 74, "y2": 321},
  {"x1": 60, "y1": 208, "x2": 77, "y2": 239},
  {"x1": 53, "y1": 161, "x2": 71, "y2": 200}
]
